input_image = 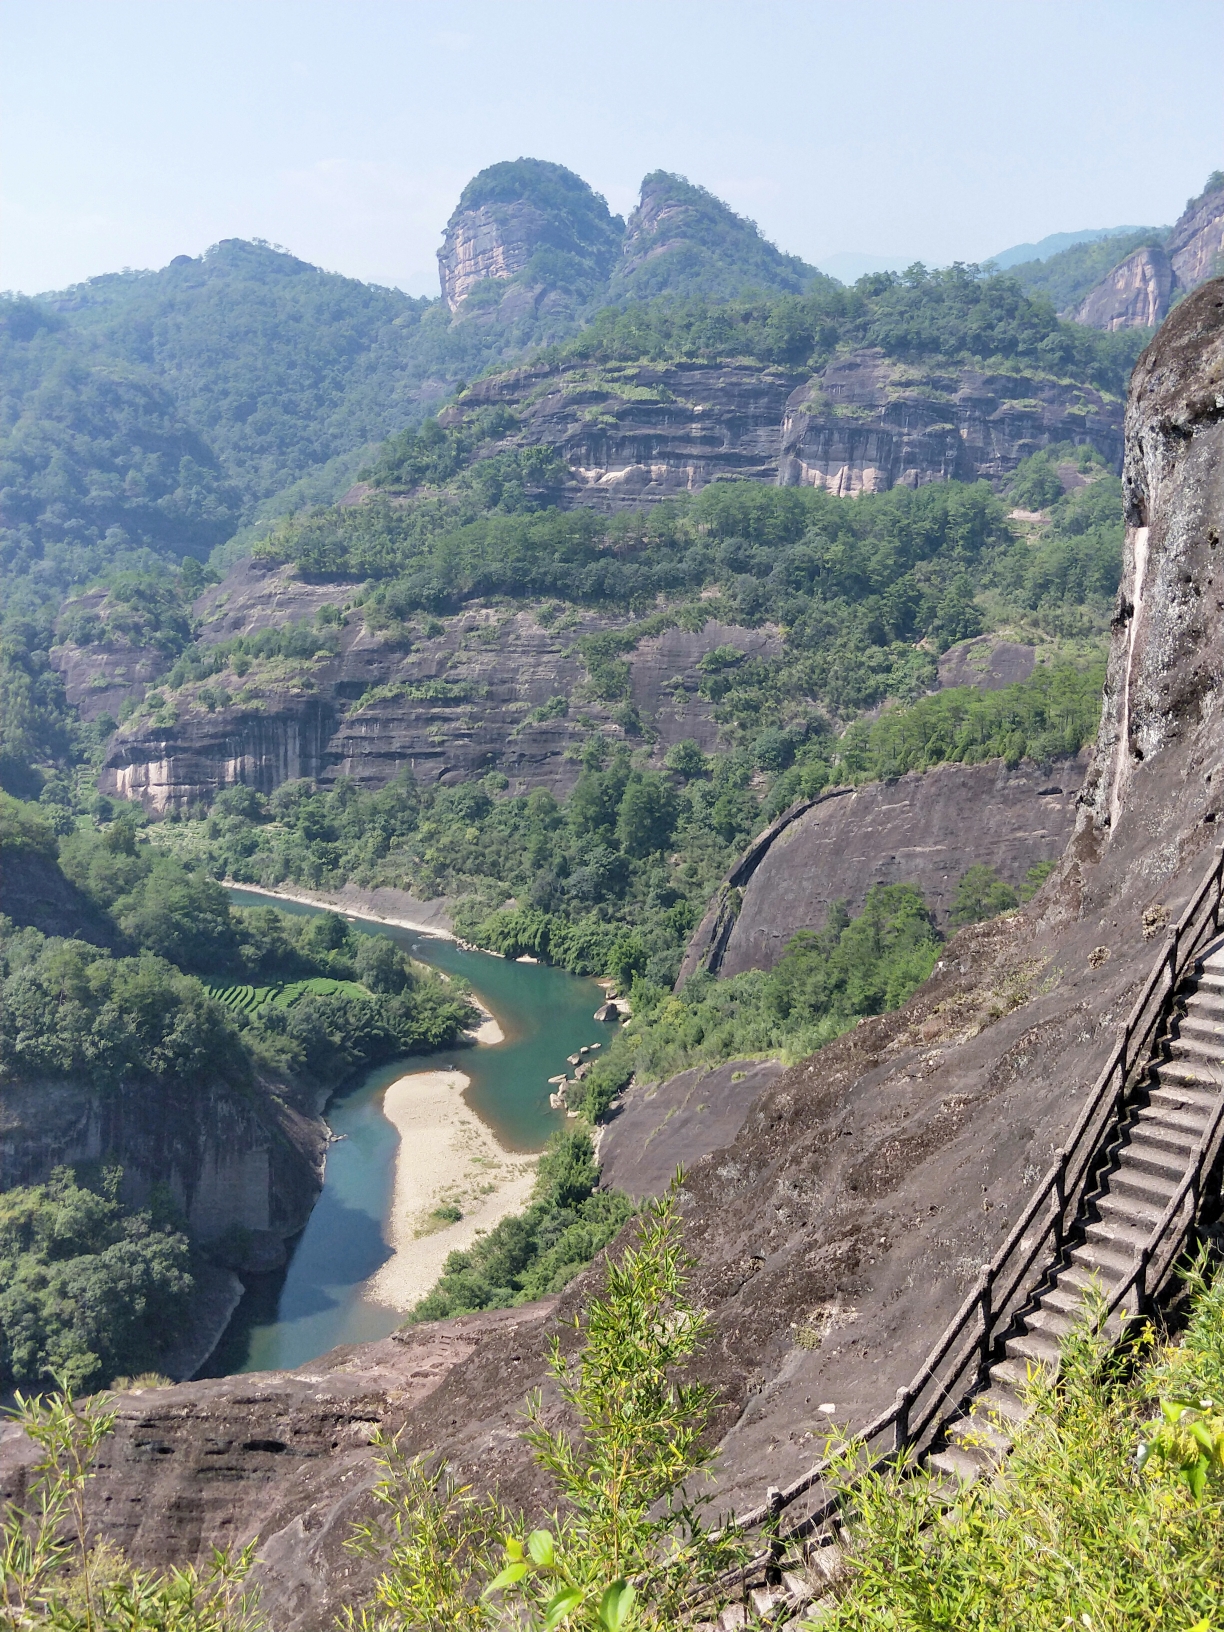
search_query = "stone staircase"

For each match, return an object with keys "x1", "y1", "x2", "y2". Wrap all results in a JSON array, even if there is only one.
[{"x1": 931, "y1": 941, "x2": 1224, "y2": 1486}]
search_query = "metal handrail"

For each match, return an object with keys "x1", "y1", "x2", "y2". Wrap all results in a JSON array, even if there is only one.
[{"x1": 726, "y1": 842, "x2": 1224, "y2": 1538}]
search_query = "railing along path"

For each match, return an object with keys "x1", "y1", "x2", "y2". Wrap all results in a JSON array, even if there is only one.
[{"x1": 725, "y1": 843, "x2": 1224, "y2": 1546}]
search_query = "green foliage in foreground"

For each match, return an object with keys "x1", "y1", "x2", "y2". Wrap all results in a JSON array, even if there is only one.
[
  {"x1": 406, "y1": 1131, "x2": 635, "y2": 1323},
  {"x1": 0, "y1": 1168, "x2": 192, "y2": 1392},
  {"x1": 0, "y1": 1384, "x2": 260, "y2": 1631},
  {"x1": 820, "y1": 1257, "x2": 1224, "y2": 1631},
  {"x1": 355, "y1": 1187, "x2": 743, "y2": 1631}
]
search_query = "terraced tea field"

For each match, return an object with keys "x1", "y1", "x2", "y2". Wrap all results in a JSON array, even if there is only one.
[{"x1": 208, "y1": 976, "x2": 370, "y2": 1014}]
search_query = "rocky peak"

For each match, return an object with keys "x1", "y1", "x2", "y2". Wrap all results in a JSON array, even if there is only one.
[
  {"x1": 436, "y1": 158, "x2": 622, "y2": 314},
  {"x1": 1069, "y1": 174, "x2": 1224, "y2": 331},
  {"x1": 612, "y1": 170, "x2": 821, "y2": 300}
]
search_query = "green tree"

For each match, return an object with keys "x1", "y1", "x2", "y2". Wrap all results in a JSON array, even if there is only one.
[{"x1": 949, "y1": 864, "x2": 1019, "y2": 926}]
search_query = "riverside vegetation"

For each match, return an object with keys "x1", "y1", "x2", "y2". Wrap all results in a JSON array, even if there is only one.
[
  {"x1": 3, "y1": 1194, "x2": 1223, "y2": 1631},
  {"x1": 0, "y1": 791, "x2": 474, "y2": 1391}
]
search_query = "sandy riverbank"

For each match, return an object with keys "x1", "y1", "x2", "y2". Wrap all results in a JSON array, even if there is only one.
[
  {"x1": 224, "y1": 879, "x2": 457, "y2": 940},
  {"x1": 366, "y1": 1069, "x2": 538, "y2": 1311}
]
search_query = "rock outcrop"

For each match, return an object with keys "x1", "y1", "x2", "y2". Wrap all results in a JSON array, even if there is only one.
[
  {"x1": 436, "y1": 159, "x2": 622, "y2": 318},
  {"x1": 1068, "y1": 243, "x2": 1174, "y2": 332},
  {"x1": 0, "y1": 1072, "x2": 326, "y2": 1249},
  {"x1": 678, "y1": 755, "x2": 1084, "y2": 983},
  {"x1": 94, "y1": 558, "x2": 782, "y2": 812},
  {"x1": 1069, "y1": 178, "x2": 1224, "y2": 331},
  {"x1": 445, "y1": 349, "x2": 1123, "y2": 510}
]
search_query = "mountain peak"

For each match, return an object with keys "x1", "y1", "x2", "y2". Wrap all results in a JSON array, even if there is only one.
[{"x1": 437, "y1": 158, "x2": 622, "y2": 313}]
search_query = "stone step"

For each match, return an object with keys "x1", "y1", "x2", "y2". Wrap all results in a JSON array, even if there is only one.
[
  {"x1": 947, "y1": 1412, "x2": 1013, "y2": 1456},
  {"x1": 1096, "y1": 1190, "x2": 1166, "y2": 1228},
  {"x1": 1070, "y1": 1238, "x2": 1133, "y2": 1279},
  {"x1": 1086, "y1": 1213, "x2": 1150, "y2": 1252},
  {"x1": 1174, "y1": 1012, "x2": 1224, "y2": 1045},
  {"x1": 927, "y1": 1444, "x2": 990, "y2": 1486},
  {"x1": 1148, "y1": 1080, "x2": 1220, "y2": 1117},
  {"x1": 983, "y1": 1363, "x2": 1037, "y2": 1417},
  {"x1": 1151, "y1": 1060, "x2": 1220, "y2": 1096},
  {"x1": 1038, "y1": 1280, "x2": 1097, "y2": 1317},
  {"x1": 1124, "y1": 1120, "x2": 1197, "y2": 1162},
  {"x1": 1025, "y1": 1305, "x2": 1078, "y2": 1342},
  {"x1": 1004, "y1": 1328, "x2": 1063, "y2": 1370},
  {"x1": 1110, "y1": 1169, "x2": 1179, "y2": 1210},
  {"x1": 1135, "y1": 1100, "x2": 1212, "y2": 1136},
  {"x1": 1165, "y1": 1031, "x2": 1224, "y2": 1068}
]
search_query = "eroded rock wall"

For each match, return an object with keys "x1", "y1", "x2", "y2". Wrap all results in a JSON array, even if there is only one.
[
  {"x1": 679, "y1": 756, "x2": 1084, "y2": 983},
  {"x1": 451, "y1": 349, "x2": 1123, "y2": 508},
  {"x1": 1069, "y1": 184, "x2": 1224, "y2": 331},
  {"x1": 94, "y1": 559, "x2": 784, "y2": 812}
]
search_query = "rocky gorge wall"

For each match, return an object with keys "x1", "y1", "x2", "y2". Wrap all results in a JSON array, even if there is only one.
[
  {"x1": 678, "y1": 754, "x2": 1085, "y2": 983},
  {"x1": 1069, "y1": 179, "x2": 1224, "y2": 332},
  {"x1": 76, "y1": 557, "x2": 784, "y2": 812},
  {"x1": 11, "y1": 280, "x2": 1219, "y2": 1631},
  {"x1": 446, "y1": 346, "x2": 1124, "y2": 508}
]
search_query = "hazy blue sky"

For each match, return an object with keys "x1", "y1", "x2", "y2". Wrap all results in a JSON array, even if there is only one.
[{"x1": 3, "y1": 0, "x2": 1221, "y2": 296}]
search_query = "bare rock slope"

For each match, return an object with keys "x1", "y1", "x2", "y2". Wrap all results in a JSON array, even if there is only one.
[
  {"x1": 4, "y1": 281, "x2": 1221, "y2": 1632},
  {"x1": 1070, "y1": 178, "x2": 1224, "y2": 332},
  {"x1": 679, "y1": 755, "x2": 1084, "y2": 983}
]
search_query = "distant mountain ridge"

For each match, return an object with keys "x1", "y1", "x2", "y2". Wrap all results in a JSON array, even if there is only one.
[{"x1": 988, "y1": 226, "x2": 1153, "y2": 270}]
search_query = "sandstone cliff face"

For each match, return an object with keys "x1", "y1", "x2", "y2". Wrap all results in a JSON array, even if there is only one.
[
  {"x1": 777, "y1": 353, "x2": 1121, "y2": 494},
  {"x1": 1068, "y1": 244, "x2": 1173, "y2": 332},
  {"x1": 453, "y1": 349, "x2": 1123, "y2": 509},
  {"x1": 0, "y1": 1073, "x2": 326, "y2": 1248},
  {"x1": 438, "y1": 199, "x2": 553, "y2": 312},
  {"x1": 678, "y1": 756, "x2": 1084, "y2": 983},
  {"x1": 96, "y1": 558, "x2": 781, "y2": 812},
  {"x1": 1069, "y1": 183, "x2": 1224, "y2": 331}
]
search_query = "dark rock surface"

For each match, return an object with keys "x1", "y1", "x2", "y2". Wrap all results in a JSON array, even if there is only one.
[
  {"x1": 97, "y1": 560, "x2": 781, "y2": 812},
  {"x1": 679, "y1": 756, "x2": 1083, "y2": 983},
  {"x1": 936, "y1": 634, "x2": 1037, "y2": 690},
  {"x1": 1069, "y1": 181, "x2": 1224, "y2": 332},
  {"x1": 0, "y1": 1073, "x2": 326, "y2": 1256},
  {"x1": 0, "y1": 846, "x2": 119, "y2": 947},
  {"x1": 0, "y1": 1306, "x2": 558, "y2": 1632},
  {"x1": 597, "y1": 1059, "x2": 787, "y2": 1200}
]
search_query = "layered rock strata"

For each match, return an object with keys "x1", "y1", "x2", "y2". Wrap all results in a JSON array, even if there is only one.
[
  {"x1": 92, "y1": 558, "x2": 781, "y2": 812},
  {"x1": 447, "y1": 349, "x2": 1123, "y2": 507}
]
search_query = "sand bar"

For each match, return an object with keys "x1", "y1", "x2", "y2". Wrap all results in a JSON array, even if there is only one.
[
  {"x1": 222, "y1": 880, "x2": 457, "y2": 940},
  {"x1": 366, "y1": 1069, "x2": 538, "y2": 1311}
]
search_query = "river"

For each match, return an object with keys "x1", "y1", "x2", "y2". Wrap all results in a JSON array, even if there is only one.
[{"x1": 199, "y1": 889, "x2": 609, "y2": 1376}]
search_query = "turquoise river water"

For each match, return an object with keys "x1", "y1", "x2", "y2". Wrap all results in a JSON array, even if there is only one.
[{"x1": 201, "y1": 889, "x2": 608, "y2": 1375}]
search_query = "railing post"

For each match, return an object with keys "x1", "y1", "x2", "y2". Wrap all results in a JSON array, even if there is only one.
[
  {"x1": 893, "y1": 1386, "x2": 910, "y2": 1452},
  {"x1": 978, "y1": 1267, "x2": 993, "y2": 1369},
  {"x1": 1053, "y1": 1148, "x2": 1068, "y2": 1248}
]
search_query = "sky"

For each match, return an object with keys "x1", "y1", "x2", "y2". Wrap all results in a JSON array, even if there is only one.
[{"x1": 3, "y1": 0, "x2": 1221, "y2": 298}]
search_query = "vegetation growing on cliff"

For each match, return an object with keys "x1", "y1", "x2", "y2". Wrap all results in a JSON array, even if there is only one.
[
  {"x1": 0, "y1": 1167, "x2": 192, "y2": 1391},
  {"x1": 566, "y1": 883, "x2": 946, "y2": 1117},
  {"x1": 823, "y1": 1258, "x2": 1224, "y2": 1630}
]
